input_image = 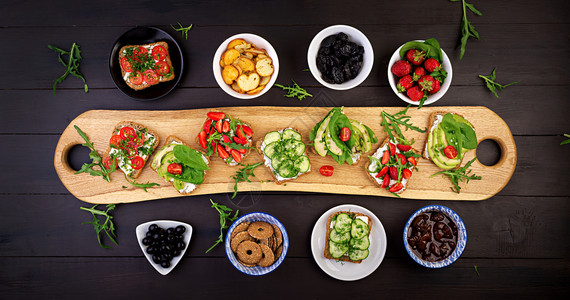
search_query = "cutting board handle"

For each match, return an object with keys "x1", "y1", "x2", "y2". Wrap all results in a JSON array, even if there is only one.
[{"x1": 54, "y1": 126, "x2": 85, "y2": 178}]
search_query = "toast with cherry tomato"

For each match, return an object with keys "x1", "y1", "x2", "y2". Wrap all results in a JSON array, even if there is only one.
[
  {"x1": 195, "y1": 110, "x2": 254, "y2": 166},
  {"x1": 365, "y1": 137, "x2": 421, "y2": 194},
  {"x1": 255, "y1": 128, "x2": 311, "y2": 184},
  {"x1": 102, "y1": 121, "x2": 160, "y2": 179},
  {"x1": 150, "y1": 136, "x2": 210, "y2": 195},
  {"x1": 119, "y1": 41, "x2": 175, "y2": 91}
]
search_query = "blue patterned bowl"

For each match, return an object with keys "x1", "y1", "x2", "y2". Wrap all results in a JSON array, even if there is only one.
[
  {"x1": 225, "y1": 212, "x2": 289, "y2": 276},
  {"x1": 403, "y1": 205, "x2": 467, "y2": 268}
]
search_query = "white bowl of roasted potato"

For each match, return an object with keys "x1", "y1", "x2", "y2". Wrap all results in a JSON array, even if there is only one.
[{"x1": 213, "y1": 33, "x2": 279, "y2": 99}]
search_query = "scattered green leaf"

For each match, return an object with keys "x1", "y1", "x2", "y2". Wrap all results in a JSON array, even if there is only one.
[
  {"x1": 80, "y1": 204, "x2": 118, "y2": 249},
  {"x1": 274, "y1": 79, "x2": 313, "y2": 100},
  {"x1": 431, "y1": 157, "x2": 481, "y2": 193},
  {"x1": 450, "y1": 0, "x2": 482, "y2": 60},
  {"x1": 474, "y1": 265, "x2": 480, "y2": 276},
  {"x1": 48, "y1": 43, "x2": 88, "y2": 94},
  {"x1": 73, "y1": 125, "x2": 116, "y2": 182},
  {"x1": 561, "y1": 134, "x2": 570, "y2": 145},
  {"x1": 170, "y1": 22, "x2": 193, "y2": 40},
  {"x1": 479, "y1": 68, "x2": 518, "y2": 97},
  {"x1": 123, "y1": 174, "x2": 160, "y2": 192},
  {"x1": 381, "y1": 105, "x2": 426, "y2": 144},
  {"x1": 231, "y1": 162, "x2": 263, "y2": 199},
  {"x1": 205, "y1": 199, "x2": 239, "y2": 253}
]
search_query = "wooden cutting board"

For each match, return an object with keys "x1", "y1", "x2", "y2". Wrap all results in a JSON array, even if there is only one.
[{"x1": 54, "y1": 106, "x2": 516, "y2": 203}]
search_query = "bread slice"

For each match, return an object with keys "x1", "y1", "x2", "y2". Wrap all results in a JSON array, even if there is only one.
[
  {"x1": 118, "y1": 41, "x2": 175, "y2": 91},
  {"x1": 364, "y1": 137, "x2": 421, "y2": 194},
  {"x1": 323, "y1": 211, "x2": 373, "y2": 264},
  {"x1": 151, "y1": 135, "x2": 210, "y2": 195},
  {"x1": 255, "y1": 128, "x2": 311, "y2": 185},
  {"x1": 103, "y1": 121, "x2": 160, "y2": 179}
]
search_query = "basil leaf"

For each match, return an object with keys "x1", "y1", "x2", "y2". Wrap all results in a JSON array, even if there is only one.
[
  {"x1": 171, "y1": 167, "x2": 205, "y2": 185},
  {"x1": 173, "y1": 145, "x2": 209, "y2": 171},
  {"x1": 459, "y1": 122, "x2": 477, "y2": 149},
  {"x1": 424, "y1": 38, "x2": 443, "y2": 62},
  {"x1": 399, "y1": 41, "x2": 440, "y2": 61}
]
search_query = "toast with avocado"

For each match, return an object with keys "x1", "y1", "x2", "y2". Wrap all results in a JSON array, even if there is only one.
[
  {"x1": 324, "y1": 211, "x2": 373, "y2": 263},
  {"x1": 103, "y1": 121, "x2": 160, "y2": 179},
  {"x1": 423, "y1": 112, "x2": 477, "y2": 170},
  {"x1": 150, "y1": 136, "x2": 210, "y2": 194}
]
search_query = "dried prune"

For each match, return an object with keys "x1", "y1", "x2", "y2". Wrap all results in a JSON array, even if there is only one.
[
  {"x1": 316, "y1": 32, "x2": 364, "y2": 84},
  {"x1": 407, "y1": 210, "x2": 459, "y2": 262}
]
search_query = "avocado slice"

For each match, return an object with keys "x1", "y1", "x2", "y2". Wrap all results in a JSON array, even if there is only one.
[
  {"x1": 325, "y1": 131, "x2": 343, "y2": 155},
  {"x1": 349, "y1": 120, "x2": 371, "y2": 153},
  {"x1": 428, "y1": 128, "x2": 460, "y2": 169},
  {"x1": 314, "y1": 112, "x2": 334, "y2": 156},
  {"x1": 152, "y1": 143, "x2": 177, "y2": 169}
]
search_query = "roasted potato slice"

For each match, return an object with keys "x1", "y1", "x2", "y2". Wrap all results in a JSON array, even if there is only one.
[
  {"x1": 222, "y1": 65, "x2": 239, "y2": 85},
  {"x1": 221, "y1": 49, "x2": 241, "y2": 66},
  {"x1": 233, "y1": 57, "x2": 255, "y2": 73},
  {"x1": 237, "y1": 73, "x2": 260, "y2": 92},
  {"x1": 255, "y1": 57, "x2": 274, "y2": 77}
]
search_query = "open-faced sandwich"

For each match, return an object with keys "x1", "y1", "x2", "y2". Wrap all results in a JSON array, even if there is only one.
[
  {"x1": 366, "y1": 137, "x2": 421, "y2": 194},
  {"x1": 196, "y1": 110, "x2": 253, "y2": 166},
  {"x1": 324, "y1": 211, "x2": 372, "y2": 263},
  {"x1": 103, "y1": 121, "x2": 159, "y2": 179},
  {"x1": 256, "y1": 128, "x2": 311, "y2": 184},
  {"x1": 424, "y1": 112, "x2": 477, "y2": 170},
  {"x1": 119, "y1": 41, "x2": 175, "y2": 91},
  {"x1": 151, "y1": 136, "x2": 210, "y2": 194},
  {"x1": 310, "y1": 107, "x2": 378, "y2": 165}
]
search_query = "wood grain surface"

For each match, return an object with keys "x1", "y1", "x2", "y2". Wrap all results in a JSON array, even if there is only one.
[{"x1": 54, "y1": 106, "x2": 516, "y2": 203}]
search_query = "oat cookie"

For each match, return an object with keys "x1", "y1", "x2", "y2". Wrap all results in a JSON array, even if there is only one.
[
  {"x1": 237, "y1": 241, "x2": 262, "y2": 264},
  {"x1": 231, "y1": 221, "x2": 251, "y2": 239},
  {"x1": 257, "y1": 244, "x2": 275, "y2": 267},
  {"x1": 248, "y1": 221, "x2": 274, "y2": 240},
  {"x1": 231, "y1": 231, "x2": 254, "y2": 252}
]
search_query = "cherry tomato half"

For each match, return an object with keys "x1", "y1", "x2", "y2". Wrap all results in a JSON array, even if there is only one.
[
  {"x1": 319, "y1": 165, "x2": 334, "y2": 177},
  {"x1": 444, "y1": 145, "x2": 458, "y2": 159},
  {"x1": 103, "y1": 156, "x2": 118, "y2": 169},
  {"x1": 120, "y1": 127, "x2": 136, "y2": 140},
  {"x1": 120, "y1": 57, "x2": 133, "y2": 72},
  {"x1": 152, "y1": 45, "x2": 167, "y2": 61},
  {"x1": 167, "y1": 163, "x2": 183, "y2": 175},
  {"x1": 109, "y1": 134, "x2": 124, "y2": 148},
  {"x1": 131, "y1": 156, "x2": 145, "y2": 170},
  {"x1": 339, "y1": 127, "x2": 351, "y2": 142},
  {"x1": 129, "y1": 71, "x2": 143, "y2": 85},
  {"x1": 143, "y1": 69, "x2": 159, "y2": 85},
  {"x1": 133, "y1": 46, "x2": 148, "y2": 57},
  {"x1": 155, "y1": 61, "x2": 170, "y2": 76}
]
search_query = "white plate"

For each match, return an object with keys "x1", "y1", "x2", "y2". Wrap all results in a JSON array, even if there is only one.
[
  {"x1": 135, "y1": 220, "x2": 193, "y2": 275},
  {"x1": 310, "y1": 204, "x2": 387, "y2": 281}
]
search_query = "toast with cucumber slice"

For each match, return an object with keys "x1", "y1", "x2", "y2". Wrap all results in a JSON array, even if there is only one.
[
  {"x1": 324, "y1": 211, "x2": 373, "y2": 263},
  {"x1": 256, "y1": 128, "x2": 311, "y2": 184}
]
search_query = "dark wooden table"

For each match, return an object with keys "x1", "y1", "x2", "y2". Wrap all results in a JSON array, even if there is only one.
[{"x1": 1, "y1": 0, "x2": 569, "y2": 298}]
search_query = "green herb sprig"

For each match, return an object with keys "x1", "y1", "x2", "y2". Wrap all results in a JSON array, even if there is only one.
[
  {"x1": 170, "y1": 23, "x2": 193, "y2": 40},
  {"x1": 74, "y1": 125, "x2": 116, "y2": 182},
  {"x1": 80, "y1": 204, "x2": 118, "y2": 249},
  {"x1": 231, "y1": 162, "x2": 264, "y2": 199},
  {"x1": 48, "y1": 43, "x2": 88, "y2": 94},
  {"x1": 123, "y1": 174, "x2": 160, "y2": 192},
  {"x1": 450, "y1": 0, "x2": 482, "y2": 60},
  {"x1": 205, "y1": 199, "x2": 239, "y2": 253},
  {"x1": 474, "y1": 265, "x2": 480, "y2": 276},
  {"x1": 274, "y1": 80, "x2": 313, "y2": 101},
  {"x1": 380, "y1": 105, "x2": 426, "y2": 144},
  {"x1": 561, "y1": 134, "x2": 570, "y2": 145},
  {"x1": 479, "y1": 68, "x2": 518, "y2": 97},
  {"x1": 431, "y1": 157, "x2": 481, "y2": 193}
]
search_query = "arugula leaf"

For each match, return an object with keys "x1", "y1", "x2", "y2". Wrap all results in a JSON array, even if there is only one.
[
  {"x1": 205, "y1": 199, "x2": 239, "y2": 253},
  {"x1": 73, "y1": 125, "x2": 116, "y2": 182},
  {"x1": 80, "y1": 204, "x2": 118, "y2": 249},
  {"x1": 479, "y1": 68, "x2": 518, "y2": 97},
  {"x1": 170, "y1": 22, "x2": 193, "y2": 40},
  {"x1": 48, "y1": 43, "x2": 88, "y2": 94},
  {"x1": 381, "y1": 106, "x2": 426, "y2": 144},
  {"x1": 561, "y1": 134, "x2": 570, "y2": 145},
  {"x1": 450, "y1": 0, "x2": 482, "y2": 60},
  {"x1": 123, "y1": 174, "x2": 160, "y2": 192},
  {"x1": 431, "y1": 157, "x2": 481, "y2": 193},
  {"x1": 274, "y1": 79, "x2": 313, "y2": 101},
  {"x1": 231, "y1": 162, "x2": 263, "y2": 198}
]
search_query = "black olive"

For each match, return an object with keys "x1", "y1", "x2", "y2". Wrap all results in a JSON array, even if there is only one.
[
  {"x1": 161, "y1": 244, "x2": 171, "y2": 253},
  {"x1": 148, "y1": 224, "x2": 159, "y2": 233},
  {"x1": 163, "y1": 252, "x2": 172, "y2": 261},
  {"x1": 167, "y1": 235, "x2": 176, "y2": 243},
  {"x1": 176, "y1": 241, "x2": 186, "y2": 251},
  {"x1": 145, "y1": 231, "x2": 153, "y2": 238},
  {"x1": 152, "y1": 233, "x2": 160, "y2": 241},
  {"x1": 161, "y1": 261, "x2": 170, "y2": 268},
  {"x1": 142, "y1": 237, "x2": 152, "y2": 246},
  {"x1": 146, "y1": 246, "x2": 155, "y2": 254},
  {"x1": 152, "y1": 254, "x2": 161, "y2": 264},
  {"x1": 166, "y1": 227, "x2": 175, "y2": 235},
  {"x1": 172, "y1": 249, "x2": 181, "y2": 257},
  {"x1": 175, "y1": 225, "x2": 186, "y2": 235}
]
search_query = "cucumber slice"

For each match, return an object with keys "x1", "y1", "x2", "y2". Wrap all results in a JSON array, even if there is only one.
[
  {"x1": 271, "y1": 153, "x2": 287, "y2": 170},
  {"x1": 348, "y1": 248, "x2": 369, "y2": 261},
  {"x1": 293, "y1": 155, "x2": 310, "y2": 173},
  {"x1": 277, "y1": 160, "x2": 297, "y2": 178},
  {"x1": 329, "y1": 240, "x2": 349, "y2": 259},
  {"x1": 283, "y1": 140, "x2": 306, "y2": 159},
  {"x1": 282, "y1": 129, "x2": 302, "y2": 141},
  {"x1": 349, "y1": 236, "x2": 370, "y2": 250},
  {"x1": 330, "y1": 229, "x2": 351, "y2": 243},
  {"x1": 351, "y1": 218, "x2": 370, "y2": 240},
  {"x1": 334, "y1": 213, "x2": 353, "y2": 234},
  {"x1": 264, "y1": 131, "x2": 282, "y2": 145},
  {"x1": 264, "y1": 141, "x2": 282, "y2": 159}
]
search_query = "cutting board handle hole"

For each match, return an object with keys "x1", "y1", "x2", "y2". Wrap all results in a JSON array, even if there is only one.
[
  {"x1": 476, "y1": 139, "x2": 502, "y2": 166},
  {"x1": 67, "y1": 144, "x2": 93, "y2": 172}
]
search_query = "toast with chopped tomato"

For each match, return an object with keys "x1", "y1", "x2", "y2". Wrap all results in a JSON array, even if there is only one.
[{"x1": 118, "y1": 41, "x2": 175, "y2": 91}]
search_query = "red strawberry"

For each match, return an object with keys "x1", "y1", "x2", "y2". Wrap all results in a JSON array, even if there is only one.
[
  {"x1": 388, "y1": 182, "x2": 404, "y2": 193},
  {"x1": 375, "y1": 166, "x2": 389, "y2": 178},
  {"x1": 389, "y1": 142, "x2": 396, "y2": 156},
  {"x1": 406, "y1": 86, "x2": 424, "y2": 102},
  {"x1": 230, "y1": 149, "x2": 242, "y2": 163},
  {"x1": 396, "y1": 153, "x2": 407, "y2": 165},
  {"x1": 217, "y1": 144, "x2": 229, "y2": 159},
  {"x1": 237, "y1": 148, "x2": 247, "y2": 154},
  {"x1": 397, "y1": 144, "x2": 411, "y2": 152},
  {"x1": 203, "y1": 119, "x2": 212, "y2": 132},
  {"x1": 402, "y1": 168, "x2": 412, "y2": 179},
  {"x1": 236, "y1": 125, "x2": 246, "y2": 140},
  {"x1": 391, "y1": 60, "x2": 411, "y2": 77},
  {"x1": 233, "y1": 136, "x2": 246, "y2": 145},
  {"x1": 207, "y1": 111, "x2": 225, "y2": 121},
  {"x1": 389, "y1": 166, "x2": 399, "y2": 180},
  {"x1": 412, "y1": 67, "x2": 425, "y2": 81},
  {"x1": 222, "y1": 134, "x2": 231, "y2": 144},
  {"x1": 241, "y1": 125, "x2": 253, "y2": 137},
  {"x1": 424, "y1": 58, "x2": 441, "y2": 73},
  {"x1": 381, "y1": 175, "x2": 390, "y2": 188},
  {"x1": 215, "y1": 119, "x2": 223, "y2": 133},
  {"x1": 198, "y1": 131, "x2": 207, "y2": 149},
  {"x1": 408, "y1": 156, "x2": 417, "y2": 166},
  {"x1": 429, "y1": 79, "x2": 441, "y2": 94},
  {"x1": 212, "y1": 141, "x2": 218, "y2": 154},
  {"x1": 397, "y1": 75, "x2": 413, "y2": 93},
  {"x1": 222, "y1": 120, "x2": 230, "y2": 133},
  {"x1": 418, "y1": 75, "x2": 436, "y2": 93},
  {"x1": 405, "y1": 49, "x2": 426, "y2": 66},
  {"x1": 381, "y1": 150, "x2": 390, "y2": 165}
]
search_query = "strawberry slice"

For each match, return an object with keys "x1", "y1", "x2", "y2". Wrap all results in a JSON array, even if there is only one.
[
  {"x1": 207, "y1": 112, "x2": 225, "y2": 121},
  {"x1": 230, "y1": 149, "x2": 242, "y2": 163},
  {"x1": 198, "y1": 131, "x2": 207, "y2": 149},
  {"x1": 215, "y1": 120, "x2": 223, "y2": 133},
  {"x1": 233, "y1": 136, "x2": 246, "y2": 145},
  {"x1": 242, "y1": 125, "x2": 253, "y2": 137},
  {"x1": 208, "y1": 126, "x2": 216, "y2": 138},
  {"x1": 388, "y1": 183, "x2": 403, "y2": 193},
  {"x1": 203, "y1": 119, "x2": 212, "y2": 132},
  {"x1": 217, "y1": 144, "x2": 229, "y2": 159},
  {"x1": 381, "y1": 175, "x2": 390, "y2": 188},
  {"x1": 397, "y1": 153, "x2": 407, "y2": 165},
  {"x1": 222, "y1": 134, "x2": 231, "y2": 144},
  {"x1": 402, "y1": 168, "x2": 412, "y2": 179},
  {"x1": 381, "y1": 150, "x2": 390, "y2": 165},
  {"x1": 389, "y1": 142, "x2": 396, "y2": 156},
  {"x1": 212, "y1": 141, "x2": 218, "y2": 154},
  {"x1": 375, "y1": 166, "x2": 389, "y2": 178},
  {"x1": 237, "y1": 148, "x2": 247, "y2": 154},
  {"x1": 408, "y1": 156, "x2": 417, "y2": 166},
  {"x1": 236, "y1": 125, "x2": 246, "y2": 140},
  {"x1": 222, "y1": 120, "x2": 230, "y2": 133},
  {"x1": 397, "y1": 144, "x2": 411, "y2": 152},
  {"x1": 389, "y1": 166, "x2": 399, "y2": 180}
]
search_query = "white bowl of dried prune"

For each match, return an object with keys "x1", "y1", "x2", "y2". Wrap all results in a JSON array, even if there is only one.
[
  {"x1": 307, "y1": 25, "x2": 374, "y2": 90},
  {"x1": 403, "y1": 205, "x2": 466, "y2": 268}
]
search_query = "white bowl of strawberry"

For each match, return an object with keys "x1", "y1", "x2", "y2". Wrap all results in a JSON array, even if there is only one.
[{"x1": 388, "y1": 39, "x2": 452, "y2": 107}]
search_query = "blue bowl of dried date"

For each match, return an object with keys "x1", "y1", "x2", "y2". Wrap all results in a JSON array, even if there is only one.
[
  {"x1": 403, "y1": 205, "x2": 466, "y2": 268},
  {"x1": 307, "y1": 25, "x2": 374, "y2": 90}
]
